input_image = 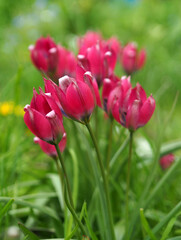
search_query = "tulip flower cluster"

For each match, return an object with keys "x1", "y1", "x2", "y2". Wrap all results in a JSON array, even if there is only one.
[
  {"x1": 25, "y1": 31, "x2": 154, "y2": 157},
  {"x1": 24, "y1": 31, "x2": 156, "y2": 240}
]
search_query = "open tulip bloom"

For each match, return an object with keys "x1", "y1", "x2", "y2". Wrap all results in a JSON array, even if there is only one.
[{"x1": 23, "y1": 32, "x2": 181, "y2": 240}]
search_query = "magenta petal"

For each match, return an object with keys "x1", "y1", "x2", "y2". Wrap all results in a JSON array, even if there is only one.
[
  {"x1": 126, "y1": 100, "x2": 141, "y2": 130},
  {"x1": 59, "y1": 133, "x2": 67, "y2": 153},
  {"x1": 66, "y1": 81, "x2": 94, "y2": 118},
  {"x1": 136, "y1": 83, "x2": 147, "y2": 103},
  {"x1": 136, "y1": 49, "x2": 146, "y2": 70},
  {"x1": 138, "y1": 95, "x2": 155, "y2": 127},
  {"x1": 24, "y1": 107, "x2": 53, "y2": 141},
  {"x1": 46, "y1": 110, "x2": 64, "y2": 143},
  {"x1": 87, "y1": 45, "x2": 101, "y2": 77},
  {"x1": 31, "y1": 88, "x2": 52, "y2": 116}
]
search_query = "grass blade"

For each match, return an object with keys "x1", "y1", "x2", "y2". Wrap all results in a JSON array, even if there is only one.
[
  {"x1": 140, "y1": 208, "x2": 157, "y2": 240},
  {"x1": 18, "y1": 222, "x2": 40, "y2": 240},
  {"x1": 0, "y1": 198, "x2": 14, "y2": 220}
]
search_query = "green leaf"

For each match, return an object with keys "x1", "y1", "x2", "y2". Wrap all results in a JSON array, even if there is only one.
[
  {"x1": 18, "y1": 222, "x2": 40, "y2": 240},
  {"x1": 160, "y1": 216, "x2": 177, "y2": 240},
  {"x1": 0, "y1": 198, "x2": 14, "y2": 220},
  {"x1": 166, "y1": 237, "x2": 181, "y2": 240},
  {"x1": 0, "y1": 197, "x2": 59, "y2": 220},
  {"x1": 145, "y1": 201, "x2": 181, "y2": 240},
  {"x1": 160, "y1": 140, "x2": 181, "y2": 156},
  {"x1": 140, "y1": 208, "x2": 157, "y2": 240}
]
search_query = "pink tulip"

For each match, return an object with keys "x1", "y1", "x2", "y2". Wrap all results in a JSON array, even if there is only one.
[
  {"x1": 109, "y1": 81, "x2": 155, "y2": 131},
  {"x1": 160, "y1": 154, "x2": 175, "y2": 170},
  {"x1": 78, "y1": 31, "x2": 103, "y2": 54},
  {"x1": 44, "y1": 71, "x2": 95, "y2": 123},
  {"x1": 29, "y1": 37, "x2": 76, "y2": 82},
  {"x1": 102, "y1": 75, "x2": 120, "y2": 113},
  {"x1": 24, "y1": 88, "x2": 65, "y2": 144},
  {"x1": 78, "y1": 43, "x2": 116, "y2": 87},
  {"x1": 34, "y1": 133, "x2": 66, "y2": 158},
  {"x1": 107, "y1": 37, "x2": 122, "y2": 60},
  {"x1": 107, "y1": 76, "x2": 132, "y2": 119},
  {"x1": 121, "y1": 42, "x2": 146, "y2": 75}
]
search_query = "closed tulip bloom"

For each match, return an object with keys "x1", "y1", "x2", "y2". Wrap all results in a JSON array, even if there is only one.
[
  {"x1": 29, "y1": 37, "x2": 76, "y2": 82},
  {"x1": 78, "y1": 31, "x2": 103, "y2": 54},
  {"x1": 44, "y1": 71, "x2": 95, "y2": 123},
  {"x1": 34, "y1": 133, "x2": 66, "y2": 158},
  {"x1": 78, "y1": 43, "x2": 116, "y2": 87},
  {"x1": 107, "y1": 37, "x2": 122, "y2": 60},
  {"x1": 58, "y1": 75, "x2": 95, "y2": 122},
  {"x1": 102, "y1": 75, "x2": 120, "y2": 113},
  {"x1": 24, "y1": 88, "x2": 65, "y2": 144},
  {"x1": 160, "y1": 154, "x2": 175, "y2": 170},
  {"x1": 109, "y1": 81, "x2": 155, "y2": 131},
  {"x1": 29, "y1": 36, "x2": 58, "y2": 74},
  {"x1": 121, "y1": 42, "x2": 146, "y2": 75}
]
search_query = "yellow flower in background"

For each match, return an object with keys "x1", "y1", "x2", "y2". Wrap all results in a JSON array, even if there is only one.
[{"x1": 0, "y1": 101, "x2": 24, "y2": 117}]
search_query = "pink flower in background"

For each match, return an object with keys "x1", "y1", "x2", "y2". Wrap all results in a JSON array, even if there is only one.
[
  {"x1": 109, "y1": 81, "x2": 155, "y2": 131},
  {"x1": 121, "y1": 42, "x2": 146, "y2": 75},
  {"x1": 78, "y1": 31, "x2": 103, "y2": 54},
  {"x1": 160, "y1": 154, "x2": 175, "y2": 170},
  {"x1": 29, "y1": 36, "x2": 58, "y2": 73},
  {"x1": 102, "y1": 75, "x2": 120, "y2": 113},
  {"x1": 107, "y1": 37, "x2": 122, "y2": 60},
  {"x1": 78, "y1": 43, "x2": 116, "y2": 87},
  {"x1": 34, "y1": 133, "x2": 66, "y2": 158},
  {"x1": 24, "y1": 88, "x2": 65, "y2": 144},
  {"x1": 29, "y1": 36, "x2": 76, "y2": 82}
]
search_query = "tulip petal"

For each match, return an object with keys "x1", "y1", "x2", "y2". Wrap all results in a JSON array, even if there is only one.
[
  {"x1": 24, "y1": 107, "x2": 53, "y2": 141},
  {"x1": 138, "y1": 95, "x2": 155, "y2": 127}
]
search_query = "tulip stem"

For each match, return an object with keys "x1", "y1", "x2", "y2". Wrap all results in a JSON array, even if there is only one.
[
  {"x1": 125, "y1": 131, "x2": 134, "y2": 240},
  {"x1": 54, "y1": 144, "x2": 87, "y2": 237},
  {"x1": 55, "y1": 144, "x2": 74, "y2": 209},
  {"x1": 106, "y1": 118, "x2": 114, "y2": 173},
  {"x1": 85, "y1": 121, "x2": 116, "y2": 240}
]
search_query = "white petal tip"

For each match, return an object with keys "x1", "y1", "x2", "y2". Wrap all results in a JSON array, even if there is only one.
[
  {"x1": 28, "y1": 45, "x2": 34, "y2": 51},
  {"x1": 24, "y1": 104, "x2": 30, "y2": 111},
  {"x1": 49, "y1": 47, "x2": 57, "y2": 53},
  {"x1": 46, "y1": 110, "x2": 56, "y2": 119}
]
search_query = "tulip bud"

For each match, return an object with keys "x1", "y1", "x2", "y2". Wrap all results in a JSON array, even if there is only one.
[
  {"x1": 121, "y1": 42, "x2": 146, "y2": 75},
  {"x1": 108, "y1": 80, "x2": 155, "y2": 131},
  {"x1": 29, "y1": 37, "x2": 76, "y2": 82},
  {"x1": 24, "y1": 88, "x2": 65, "y2": 144},
  {"x1": 160, "y1": 154, "x2": 175, "y2": 170}
]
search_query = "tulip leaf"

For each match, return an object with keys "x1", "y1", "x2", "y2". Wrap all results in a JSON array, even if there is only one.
[
  {"x1": 145, "y1": 201, "x2": 181, "y2": 240},
  {"x1": 18, "y1": 222, "x2": 40, "y2": 240},
  {"x1": 0, "y1": 198, "x2": 14, "y2": 220},
  {"x1": 160, "y1": 216, "x2": 177, "y2": 240},
  {"x1": 140, "y1": 208, "x2": 157, "y2": 240},
  {"x1": 0, "y1": 197, "x2": 59, "y2": 220},
  {"x1": 160, "y1": 140, "x2": 181, "y2": 156}
]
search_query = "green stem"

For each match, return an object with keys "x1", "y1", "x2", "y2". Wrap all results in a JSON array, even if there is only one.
[
  {"x1": 54, "y1": 144, "x2": 87, "y2": 237},
  {"x1": 55, "y1": 144, "x2": 74, "y2": 209},
  {"x1": 94, "y1": 107, "x2": 98, "y2": 139},
  {"x1": 106, "y1": 118, "x2": 114, "y2": 173},
  {"x1": 64, "y1": 185, "x2": 87, "y2": 236},
  {"x1": 125, "y1": 131, "x2": 134, "y2": 240},
  {"x1": 85, "y1": 122, "x2": 116, "y2": 240}
]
